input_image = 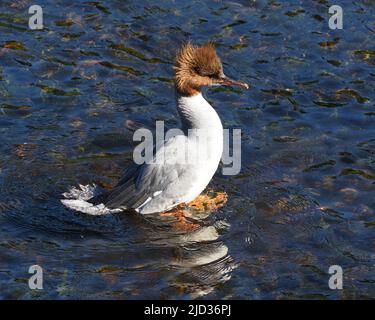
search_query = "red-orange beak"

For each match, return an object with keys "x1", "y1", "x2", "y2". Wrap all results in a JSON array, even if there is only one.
[{"x1": 220, "y1": 75, "x2": 249, "y2": 89}]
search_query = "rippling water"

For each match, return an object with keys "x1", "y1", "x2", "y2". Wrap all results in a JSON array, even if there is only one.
[{"x1": 0, "y1": 0, "x2": 374, "y2": 299}]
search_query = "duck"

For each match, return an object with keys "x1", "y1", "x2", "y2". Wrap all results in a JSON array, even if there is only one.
[{"x1": 61, "y1": 42, "x2": 248, "y2": 216}]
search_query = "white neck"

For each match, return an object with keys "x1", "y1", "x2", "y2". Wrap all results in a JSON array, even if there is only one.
[
  {"x1": 177, "y1": 93, "x2": 223, "y2": 132},
  {"x1": 176, "y1": 93, "x2": 224, "y2": 200}
]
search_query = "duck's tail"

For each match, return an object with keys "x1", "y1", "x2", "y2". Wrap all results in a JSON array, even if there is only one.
[{"x1": 61, "y1": 184, "x2": 122, "y2": 215}]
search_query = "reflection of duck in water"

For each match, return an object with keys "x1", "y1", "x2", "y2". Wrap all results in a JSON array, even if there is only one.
[
  {"x1": 137, "y1": 213, "x2": 237, "y2": 298},
  {"x1": 61, "y1": 42, "x2": 248, "y2": 227}
]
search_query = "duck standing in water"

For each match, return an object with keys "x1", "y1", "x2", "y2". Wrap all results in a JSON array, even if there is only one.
[{"x1": 62, "y1": 42, "x2": 248, "y2": 223}]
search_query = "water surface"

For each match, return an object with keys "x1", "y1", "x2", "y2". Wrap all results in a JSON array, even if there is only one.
[{"x1": 0, "y1": 0, "x2": 374, "y2": 299}]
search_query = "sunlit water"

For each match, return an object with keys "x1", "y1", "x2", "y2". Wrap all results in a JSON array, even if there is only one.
[{"x1": 0, "y1": 0, "x2": 374, "y2": 299}]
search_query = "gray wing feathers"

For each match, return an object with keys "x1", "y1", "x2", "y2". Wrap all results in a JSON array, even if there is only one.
[
  {"x1": 103, "y1": 165, "x2": 150, "y2": 209},
  {"x1": 103, "y1": 135, "x2": 192, "y2": 211}
]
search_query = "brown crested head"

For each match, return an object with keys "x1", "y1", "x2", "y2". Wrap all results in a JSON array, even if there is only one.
[{"x1": 174, "y1": 42, "x2": 249, "y2": 96}]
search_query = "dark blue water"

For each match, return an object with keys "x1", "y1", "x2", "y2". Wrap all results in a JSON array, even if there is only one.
[{"x1": 0, "y1": 0, "x2": 374, "y2": 299}]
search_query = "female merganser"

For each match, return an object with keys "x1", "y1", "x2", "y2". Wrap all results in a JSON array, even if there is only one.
[{"x1": 62, "y1": 42, "x2": 248, "y2": 216}]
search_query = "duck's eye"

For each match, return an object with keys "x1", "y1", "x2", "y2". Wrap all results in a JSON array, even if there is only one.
[
  {"x1": 202, "y1": 71, "x2": 218, "y2": 78},
  {"x1": 194, "y1": 66, "x2": 219, "y2": 78},
  {"x1": 207, "y1": 72, "x2": 218, "y2": 78},
  {"x1": 193, "y1": 66, "x2": 200, "y2": 74}
]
